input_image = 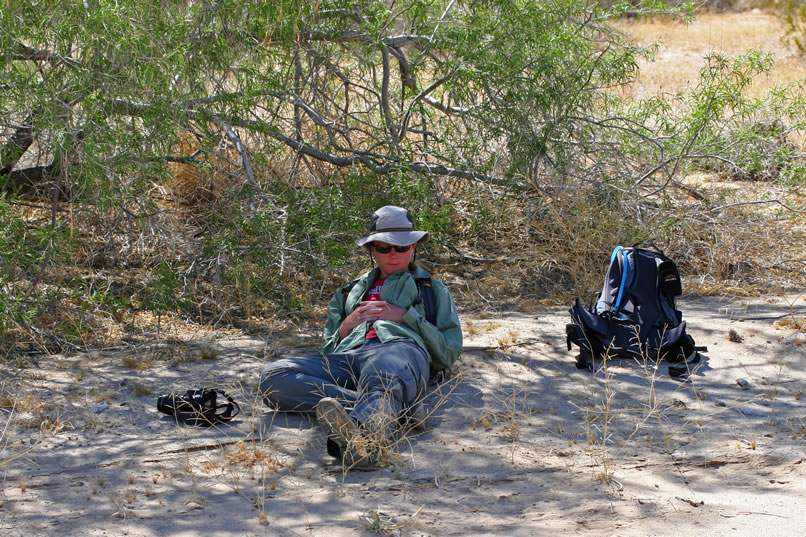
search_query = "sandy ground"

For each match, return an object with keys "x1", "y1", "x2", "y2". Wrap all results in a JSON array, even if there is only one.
[{"x1": 2, "y1": 293, "x2": 805, "y2": 537}]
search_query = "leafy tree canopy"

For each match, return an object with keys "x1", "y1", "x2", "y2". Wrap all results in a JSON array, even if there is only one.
[{"x1": 1, "y1": 0, "x2": 659, "y2": 203}]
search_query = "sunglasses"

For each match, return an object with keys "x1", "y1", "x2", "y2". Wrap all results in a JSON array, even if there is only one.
[{"x1": 372, "y1": 243, "x2": 412, "y2": 254}]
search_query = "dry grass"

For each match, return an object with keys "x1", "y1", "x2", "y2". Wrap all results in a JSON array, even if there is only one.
[
  {"x1": 0, "y1": 9, "x2": 804, "y2": 360},
  {"x1": 617, "y1": 10, "x2": 803, "y2": 100}
]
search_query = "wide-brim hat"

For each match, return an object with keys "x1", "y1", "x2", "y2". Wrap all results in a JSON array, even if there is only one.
[{"x1": 355, "y1": 205, "x2": 430, "y2": 247}]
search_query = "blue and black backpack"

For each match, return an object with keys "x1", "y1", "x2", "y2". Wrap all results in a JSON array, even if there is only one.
[{"x1": 566, "y1": 244, "x2": 705, "y2": 378}]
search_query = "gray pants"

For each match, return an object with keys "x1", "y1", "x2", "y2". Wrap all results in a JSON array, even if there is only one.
[{"x1": 259, "y1": 338, "x2": 429, "y2": 428}]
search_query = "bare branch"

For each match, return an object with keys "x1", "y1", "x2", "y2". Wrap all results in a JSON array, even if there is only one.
[
  {"x1": 298, "y1": 31, "x2": 432, "y2": 49},
  {"x1": 6, "y1": 41, "x2": 82, "y2": 67},
  {"x1": 219, "y1": 122, "x2": 259, "y2": 211},
  {"x1": 388, "y1": 46, "x2": 417, "y2": 91},
  {"x1": 380, "y1": 45, "x2": 398, "y2": 143},
  {"x1": 708, "y1": 198, "x2": 806, "y2": 214},
  {"x1": 1, "y1": 164, "x2": 58, "y2": 196}
]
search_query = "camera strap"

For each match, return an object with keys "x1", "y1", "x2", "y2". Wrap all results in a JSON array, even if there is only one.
[{"x1": 157, "y1": 388, "x2": 240, "y2": 426}]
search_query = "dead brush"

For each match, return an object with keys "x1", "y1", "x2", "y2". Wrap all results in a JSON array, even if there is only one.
[
  {"x1": 131, "y1": 382, "x2": 152, "y2": 397},
  {"x1": 785, "y1": 417, "x2": 806, "y2": 439},
  {"x1": 0, "y1": 386, "x2": 35, "y2": 469},
  {"x1": 163, "y1": 127, "x2": 264, "y2": 209},
  {"x1": 121, "y1": 352, "x2": 155, "y2": 370},
  {"x1": 223, "y1": 441, "x2": 284, "y2": 472},
  {"x1": 456, "y1": 142, "x2": 806, "y2": 307},
  {"x1": 505, "y1": 188, "x2": 645, "y2": 304},
  {"x1": 668, "y1": 187, "x2": 806, "y2": 296},
  {"x1": 2, "y1": 387, "x2": 68, "y2": 433},
  {"x1": 584, "y1": 352, "x2": 618, "y2": 484},
  {"x1": 360, "y1": 505, "x2": 423, "y2": 535},
  {"x1": 773, "y1": 294, "x2": 806, "y2": 333}
]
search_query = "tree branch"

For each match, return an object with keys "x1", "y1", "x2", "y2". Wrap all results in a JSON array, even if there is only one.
[
  {"x1": 219, "y1": 122, "x2": 260, "y2": 212},
  {"x1": 6, "y1": 41, "x2": 82, "y2": 67},
  {"x1": 380, "y1": 45, "x2": 398, "y2": 143},
  {"x1": 298, "y1": 31, "x2": 432, "y2": 49},
  {"x1": 708, "y1": 198, "x2": 806, "y2": 214},
  {"x1": 105, "y1": 98, "x2": 509, "y2": 185}
]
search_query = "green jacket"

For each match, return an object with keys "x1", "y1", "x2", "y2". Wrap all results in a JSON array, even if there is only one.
[{"x1": 320, "y1": 265, "x2": 463, "y2": 371}]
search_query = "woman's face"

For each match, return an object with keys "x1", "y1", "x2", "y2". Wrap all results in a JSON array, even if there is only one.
[{"x1": 371, "y1": 241, "x2": 416, "y2": 278}]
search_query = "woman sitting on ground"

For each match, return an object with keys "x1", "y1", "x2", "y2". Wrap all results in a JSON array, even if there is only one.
[{"x1": 260, "y1": 205, "x2": 463, "y2": 469}]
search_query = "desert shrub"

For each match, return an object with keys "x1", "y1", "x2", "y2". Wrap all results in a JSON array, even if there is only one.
[
  {"x1": 0, "y1": 1, "x2": 804, "y2": 352},
  {"x1": 702, "y1": 119, "x2": 802, "y2": 181},
  {"x1": 592, "y1": 50, "x2": 806, "y2": 189},
  {"x1": 0, "y1": 196, "x2": 26, "y2": 276},
  {"x1": 166, "y1": 170, "x2": 458, "y2": 325}
]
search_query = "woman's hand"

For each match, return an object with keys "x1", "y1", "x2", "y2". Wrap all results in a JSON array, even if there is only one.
[{"x1": 338, "y1": 301, "x2": 407, "y2": 339}]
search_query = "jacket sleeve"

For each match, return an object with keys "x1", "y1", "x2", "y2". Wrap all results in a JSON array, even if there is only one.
[
  {"x1": 403, "y1": 280, "x2": 463, "y2": 370},
  {"x1": 320, "y1": 287, "x2": 349, "y2": 354}
]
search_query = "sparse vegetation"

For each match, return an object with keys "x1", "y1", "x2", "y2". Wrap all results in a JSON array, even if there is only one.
[
  {"x1": 1, "y1": 4, "x2": 806, "y2": 535},
  {"x1": 0, "y1": 1, "x2": 803, "y2": 358},
  {"x1": 360, "y1": 505, "x2": 423, "y2": 535}
]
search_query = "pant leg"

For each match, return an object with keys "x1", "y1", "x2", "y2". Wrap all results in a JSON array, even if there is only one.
[
  {"x1": 349, "y1": 339, "x2": 429, "y2": 433},
  {"x1": 259, "y1": 352, "x2": 359, "y2": 411}
]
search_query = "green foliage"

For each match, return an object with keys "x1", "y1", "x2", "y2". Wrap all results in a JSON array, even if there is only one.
[
  {"x1": 0, "y1": 275, "x2": 35, "y2": 350},
  {"x1": 0, "y1": 196, "x2": 26, "y2": 277},
  {"x1": 199, "y1": 170, "x2": 455, "y2": 313},
  {"x1": 0, "y1": 0, "x2": 661, "y2": 201},
  {"x1": 662, "y1": 51, "x2": 805, "y2": 184},
  {"x1": 779, "y1": 161, "x2": 806, "y2": 186},
  {"x1": 0, "y1": 1, "x2": 804, "y2": 347},
  {"x1": 141, "y1": 261, "x2": 189, "y2": 335},
  {"x1": 568, "y1": 49, "x2": 806, "y2": 196}
]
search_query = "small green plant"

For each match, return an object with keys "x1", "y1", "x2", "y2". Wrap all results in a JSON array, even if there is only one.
[{"x1": 141, "y1": 261, "x2": 189, "y2": 337}]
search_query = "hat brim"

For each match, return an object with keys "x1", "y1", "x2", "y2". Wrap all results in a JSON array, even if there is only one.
[{"x1": 355, "y1": 230, "x2": 429, "y2": 248}]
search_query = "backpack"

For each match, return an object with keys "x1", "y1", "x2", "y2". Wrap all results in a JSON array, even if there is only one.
[
  {"x1": 566, "y1": 244, "x2": 705, "y2": 377},
  {"x1": 157, "y1": 388, "x2": 240, "y2": 426}
]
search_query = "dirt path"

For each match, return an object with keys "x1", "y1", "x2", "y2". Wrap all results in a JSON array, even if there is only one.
[{"x1": 2, "y1": 293, "x2": 805, "y2": 536}]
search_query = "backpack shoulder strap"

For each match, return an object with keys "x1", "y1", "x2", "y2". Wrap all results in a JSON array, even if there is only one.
[
  {"x1": 612, "y1": 247, "x2": 632, "y2": 315},
  {"x1": 413, "y1": 276, "x2": 445, "y2": 381},
  {"x1": 342, "y1": 279, "x2": 360, "y2": 295},
  {"x1": 339, "y1": 279, "x2": 361, "y2": 322},
  {"x1": 412, "y1": 276, "x2": 437, "y2": 325}
]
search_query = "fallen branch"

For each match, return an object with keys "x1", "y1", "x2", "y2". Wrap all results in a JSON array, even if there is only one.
[
  {"x1": 708, "y1": 198, "x2": 806, "y2": 214},
  {"x1": 676, "y1": 496, "x2": 704, "y2": 507}
]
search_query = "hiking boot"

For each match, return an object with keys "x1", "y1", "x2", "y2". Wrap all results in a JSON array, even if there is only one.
[
  {"x1": 316, "y1": 397, "x2": 357, "y2": 455},
  {"x1": 316, "y1": 397, "x2": 383, "y2": 471}
]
